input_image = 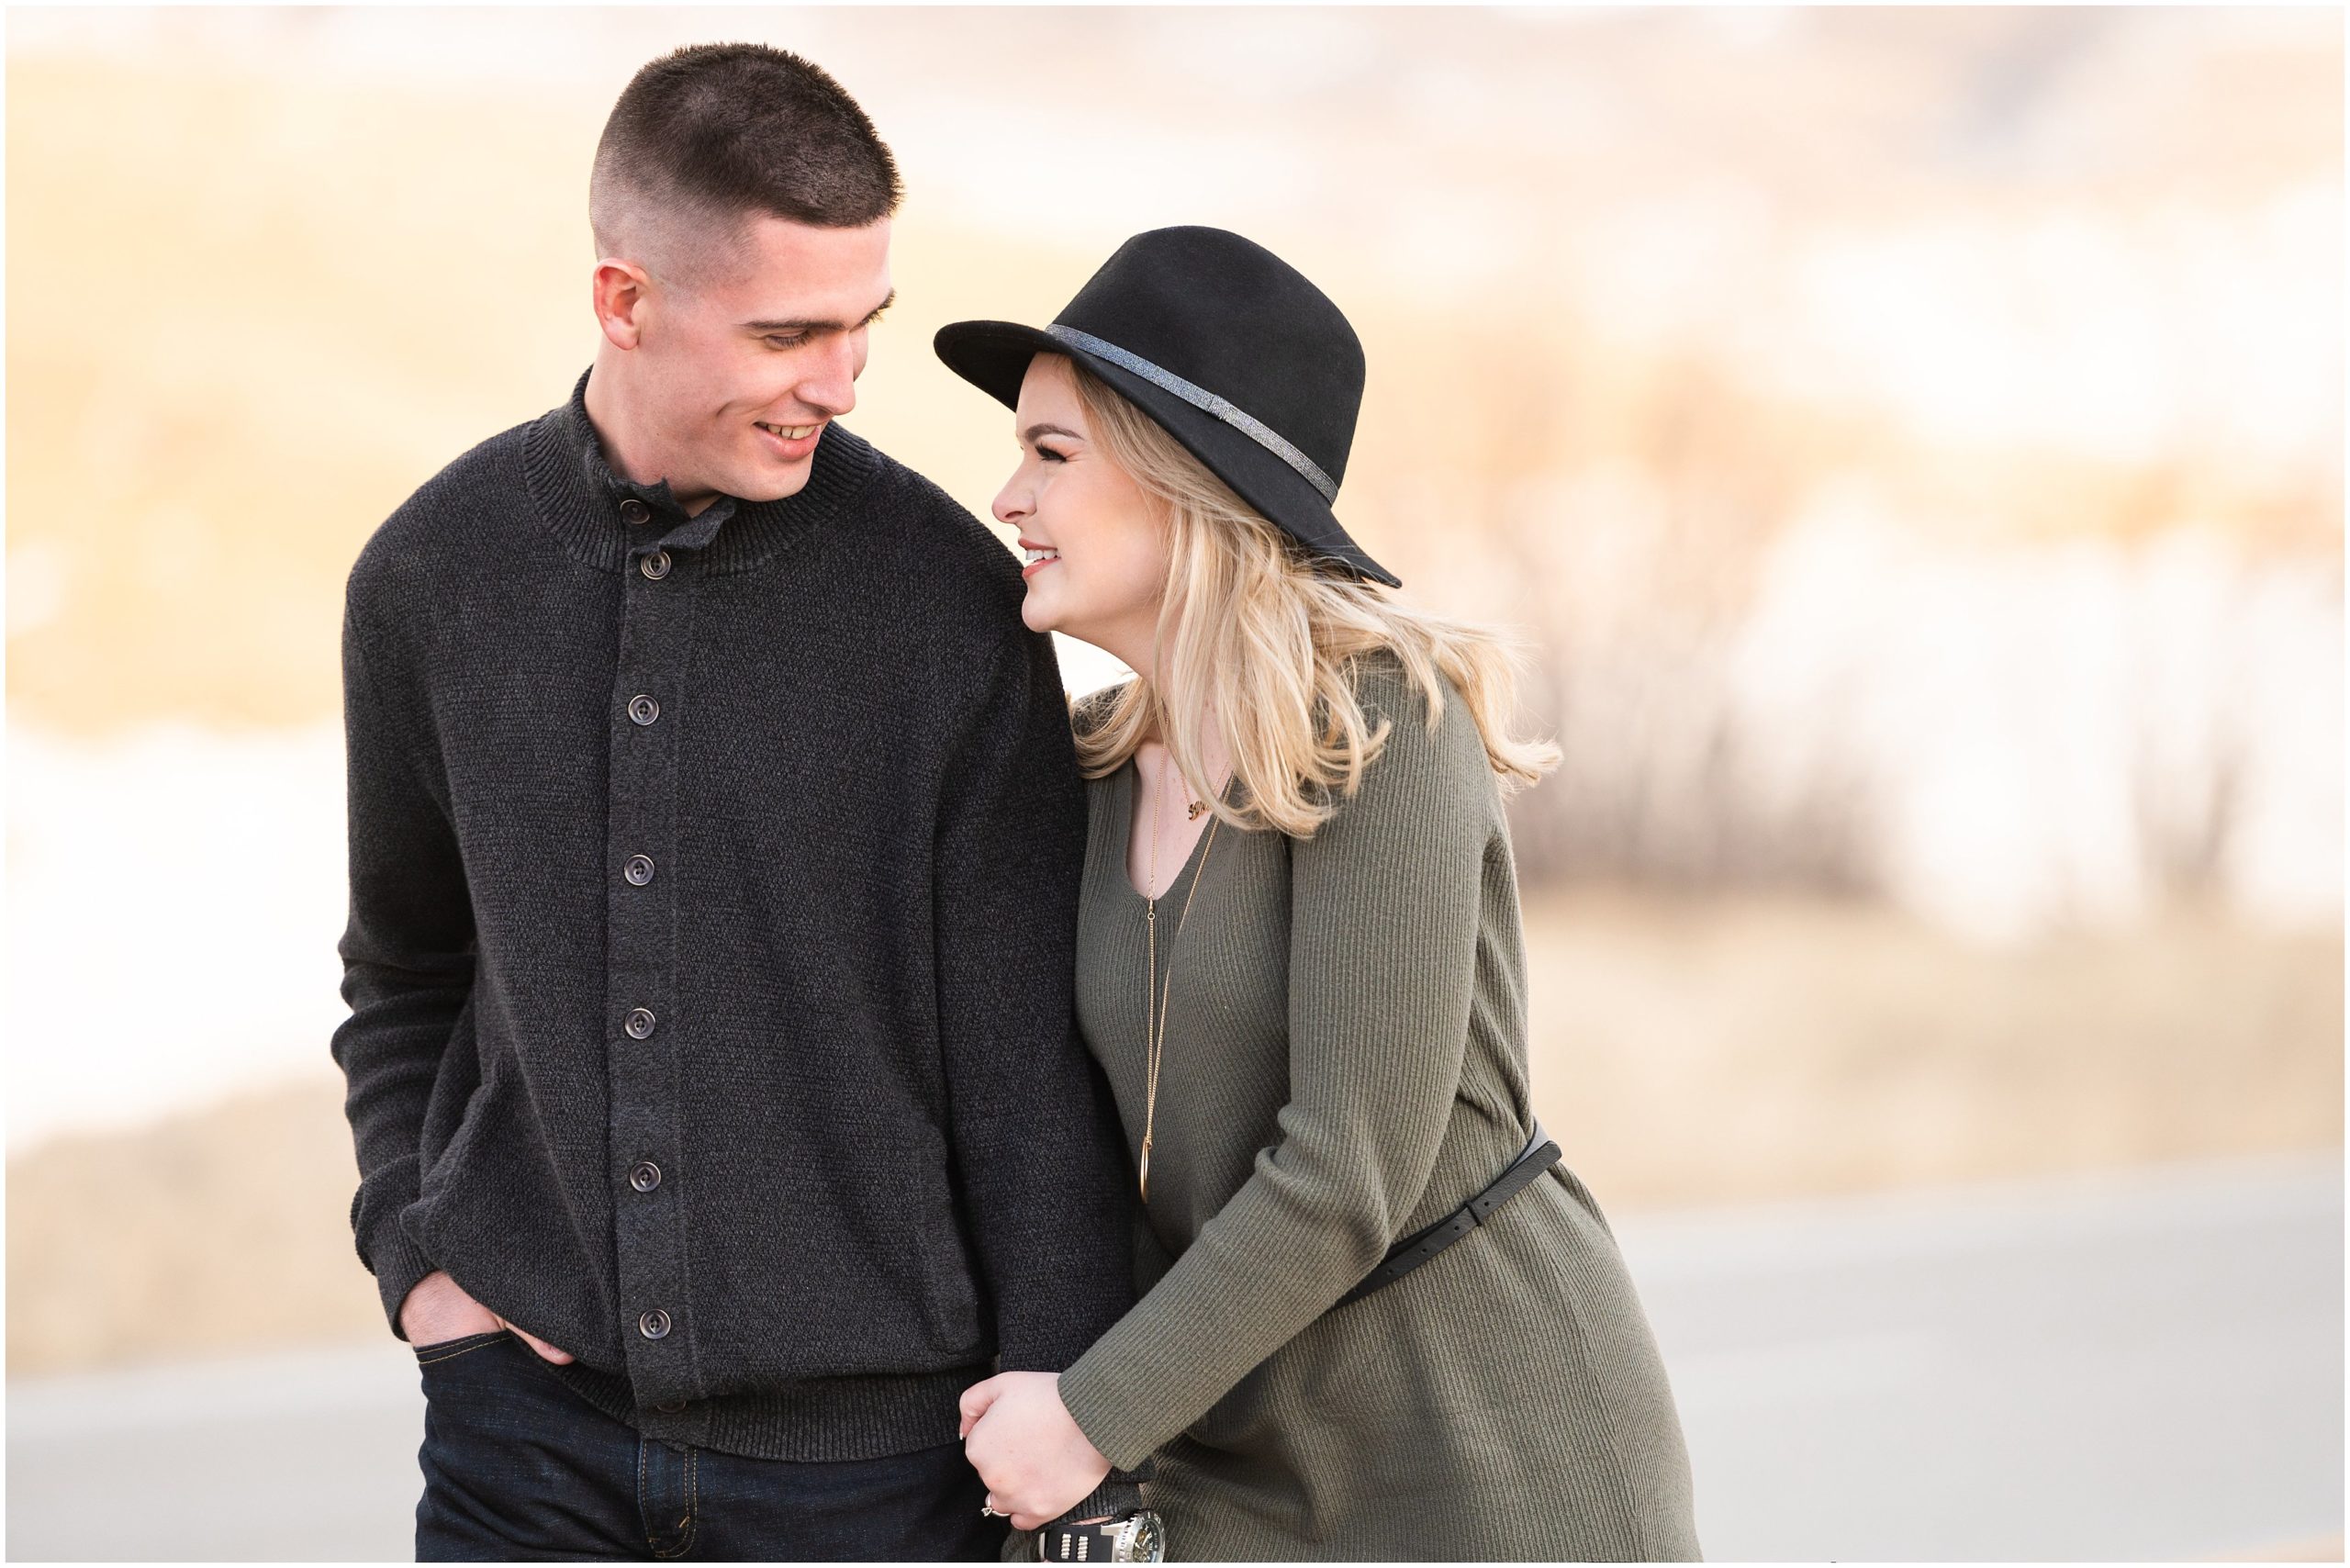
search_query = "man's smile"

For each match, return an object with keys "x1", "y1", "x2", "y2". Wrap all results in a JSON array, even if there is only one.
[{"x1": 755, "y1": 420, "x2": 825, "y2": 458}]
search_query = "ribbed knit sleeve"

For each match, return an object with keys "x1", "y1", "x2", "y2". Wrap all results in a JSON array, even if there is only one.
[
  {"x1": 1053, "y1": 663, "x2": 1491, "y2": 1470},
  {"x1": 330, "y1": 586, "x2": 477, "y2": 1337},
  {"x1": 933, "y1": 626, "x2": 1144, "y2": 1369}
]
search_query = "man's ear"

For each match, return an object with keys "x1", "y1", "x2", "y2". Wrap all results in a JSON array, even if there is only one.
[{"x1": 592, "y1": 258, "x2": 653, "y2": 350}]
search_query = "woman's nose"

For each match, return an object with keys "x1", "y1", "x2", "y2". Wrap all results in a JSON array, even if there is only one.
[{"x1": 991, "y1": 476, "x2": 1029, "y2": 527}]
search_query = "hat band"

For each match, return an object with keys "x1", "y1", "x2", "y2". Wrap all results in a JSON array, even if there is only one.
[{"x1": 1044, "y1": 324, "x2": 1339, "y2": 503}]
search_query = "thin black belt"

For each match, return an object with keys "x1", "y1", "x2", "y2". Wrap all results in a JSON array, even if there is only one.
[{"x1": 1326, "y1": 1120, "x2": 1562, "y2": 1315}]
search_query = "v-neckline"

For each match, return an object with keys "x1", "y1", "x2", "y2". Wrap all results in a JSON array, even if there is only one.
[{"x1": 1115, "y1": 756, "x2": 1234, "y2": 905}]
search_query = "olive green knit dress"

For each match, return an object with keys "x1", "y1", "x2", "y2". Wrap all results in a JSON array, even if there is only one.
[{"x1": 1032, "y1": 655, "x2": 1700, "y2": 1562}]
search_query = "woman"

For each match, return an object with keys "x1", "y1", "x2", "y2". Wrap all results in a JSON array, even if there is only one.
[{"x1": 939, "y1": 228, "x2": 1701, "y2": 1562}]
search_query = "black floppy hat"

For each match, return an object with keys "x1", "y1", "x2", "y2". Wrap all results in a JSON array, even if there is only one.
[{"x1": 933, "y1": 226, "x2": 1400, "y2": 589}]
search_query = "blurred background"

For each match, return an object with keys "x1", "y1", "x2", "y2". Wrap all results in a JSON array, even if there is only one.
[{"x1": 6, "y1": 6, "x2": 2341, "y2": 1561}]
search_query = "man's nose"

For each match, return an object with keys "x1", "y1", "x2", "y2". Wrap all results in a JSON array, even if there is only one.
[{"x1": 796, "y1": 334, "x2": 860, "y2": 419}]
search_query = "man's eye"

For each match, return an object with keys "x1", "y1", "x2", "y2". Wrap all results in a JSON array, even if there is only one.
[{"x1": 766, "y1": 333, "x2": 812, "y2": 350}]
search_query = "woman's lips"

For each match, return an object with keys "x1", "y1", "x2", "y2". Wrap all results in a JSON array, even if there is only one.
[{"x1": 1020, "y1": 555, "x2": 1059, "y2": 581}]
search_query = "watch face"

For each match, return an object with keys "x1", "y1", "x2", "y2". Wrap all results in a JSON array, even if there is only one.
[{"x1": 1119, "y1": 1513, "x2": 1166, "y2": 1562}]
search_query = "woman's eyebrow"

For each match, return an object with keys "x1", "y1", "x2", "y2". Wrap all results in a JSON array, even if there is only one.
[{"x1": 1022, "y1": 422, "x2": 1084, "y2": 443}]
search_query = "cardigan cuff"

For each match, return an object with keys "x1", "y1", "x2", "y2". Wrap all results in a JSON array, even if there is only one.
[{"x1": 356, "y1": 1190, "x2": 439, "y2": 1339}]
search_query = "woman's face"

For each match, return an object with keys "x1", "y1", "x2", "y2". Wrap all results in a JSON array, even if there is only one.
[{"x1": 992, "y1": 354, "x2": 1167, "y2": 656}]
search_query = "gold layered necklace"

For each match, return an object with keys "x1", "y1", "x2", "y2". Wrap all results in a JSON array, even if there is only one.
[{"x1": 1139, "y1": 750, "x2": 1222, "y2": 1204}]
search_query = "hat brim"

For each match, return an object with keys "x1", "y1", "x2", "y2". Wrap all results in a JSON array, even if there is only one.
[{"x1": 933, "y1": 319, "x2": 1401, "y2": 589}]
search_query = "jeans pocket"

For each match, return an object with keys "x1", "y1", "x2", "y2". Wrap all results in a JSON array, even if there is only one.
[{"x1": 413, "y1": 1328, "x2": 513, "y2": 1366}]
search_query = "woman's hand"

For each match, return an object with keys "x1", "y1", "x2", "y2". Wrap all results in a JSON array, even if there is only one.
[{"x1": 957, "y1": 1371, "x2": 1113, "y2": 1530}]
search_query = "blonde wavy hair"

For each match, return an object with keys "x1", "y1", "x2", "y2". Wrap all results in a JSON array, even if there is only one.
[{"x1": 1060, "y1": 354, "x2": 1562, "y2": 838}]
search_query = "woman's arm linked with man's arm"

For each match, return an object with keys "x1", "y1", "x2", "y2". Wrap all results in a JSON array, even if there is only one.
[
  {"x1": 934, "y1": 622, "x2": 1159, "y2": 1530},
  {"x1": 959, "y1": 664, "x2": 1489, "y2": 1524}
]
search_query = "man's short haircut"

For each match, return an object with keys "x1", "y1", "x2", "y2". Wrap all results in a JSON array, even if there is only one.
[{"x1": 590, "y1": 42, "x2": 902, "y2": 286}]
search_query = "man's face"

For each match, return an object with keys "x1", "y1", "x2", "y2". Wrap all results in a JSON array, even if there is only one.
[{"x1": 630, "y1": 214, "x2": 893, "y2": 505}]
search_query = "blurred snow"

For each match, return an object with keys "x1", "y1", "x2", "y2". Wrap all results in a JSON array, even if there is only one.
[
  {"x1": 1728, "y1": 514, "x2": 2343, "y2": 941},
  {"x1": 6, "y1": 722, "x2": 351, "y2": 1145},
  {"x1": 8, "y1": 538, "x2": 2333, "y2": 1142}
]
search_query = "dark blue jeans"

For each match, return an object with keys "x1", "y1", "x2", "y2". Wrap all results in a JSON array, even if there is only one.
[{"x1": 413, "y1": 1329, "x2": 1008, "y2": 1562}]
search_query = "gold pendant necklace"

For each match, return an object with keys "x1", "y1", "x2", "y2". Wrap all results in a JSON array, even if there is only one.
[{"x1": 1141, "y1": 752, "x2": 1220, "y2": 1204}]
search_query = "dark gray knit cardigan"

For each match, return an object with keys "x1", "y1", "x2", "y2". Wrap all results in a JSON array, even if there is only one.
[{"x1": 333, "y1": 366, "x2": 1143, "y2": 1514}]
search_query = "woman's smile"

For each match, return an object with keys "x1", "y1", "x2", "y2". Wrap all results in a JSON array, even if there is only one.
[
  {"x1": 1018, "y1": 536, "x2": 1062, "y2": 580},
  {"x1": 1024, "y1": 543, "x2": 1071, "y2": 585}
]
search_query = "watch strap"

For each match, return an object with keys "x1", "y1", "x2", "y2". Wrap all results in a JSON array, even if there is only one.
[{"x1": 1037, "y1": 1513, "x2": 1149, "y2": 1563}]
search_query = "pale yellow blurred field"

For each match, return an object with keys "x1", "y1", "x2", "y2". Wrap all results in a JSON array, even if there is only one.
[
  {"x1": 11, "y1": 18, "x2": 2341, "y2": 734},
  {"x1": 9, "y1": 886, "x2": 2338, "y2": 1375},
  {"x1": 5, "y1": 53, "x2": 1100, "y2": 734},
  {"x1": 7, "y1": 14, "x2": 2341, "y2": 1378}
]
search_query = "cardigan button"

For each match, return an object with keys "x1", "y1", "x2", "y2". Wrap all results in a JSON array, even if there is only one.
[
  {"x1": 628, "y1": 694, "x2": 660, "y2": 726},
  {"x1": 630, "y1": 1160, "x2": 663, "y2": 1193},
  {"x1": 638, "y1": 1308, "x2": 672, "y2": 1340},
  {"x1": 624, "y1": 855, "x2": 655, "y2": 886},
  {"x1": 620, "y1": 498, "x2": 652, "y2": 525},
  {"x1": 641, "y1": 549, "x2": 672, "y2": 580},
  {"x1": 624, "y1": 1007, "x2": 656, "y2": 1040},
  {"x1": 655, "y1": 1398, "x2": 688, "y2": 1414}
]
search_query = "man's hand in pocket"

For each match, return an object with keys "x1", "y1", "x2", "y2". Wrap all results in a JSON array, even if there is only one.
[{"x1": 398, "y1": 1269, "x2": 576, "y2": 1363}]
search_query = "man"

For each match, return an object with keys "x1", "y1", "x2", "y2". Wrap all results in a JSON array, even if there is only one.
[{"x1": 332, "y1": 42, "x2": 1143, "y2": 1560}]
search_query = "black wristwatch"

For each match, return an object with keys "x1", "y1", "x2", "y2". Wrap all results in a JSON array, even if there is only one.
[{"x1": 1035, "y1": 1510, "x2": 1165, "y2": 1562}]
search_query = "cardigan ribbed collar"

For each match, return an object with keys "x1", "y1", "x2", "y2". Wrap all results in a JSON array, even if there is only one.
[{"x1": 521, "y1": 364, "x2": 883, "y2": 576}]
